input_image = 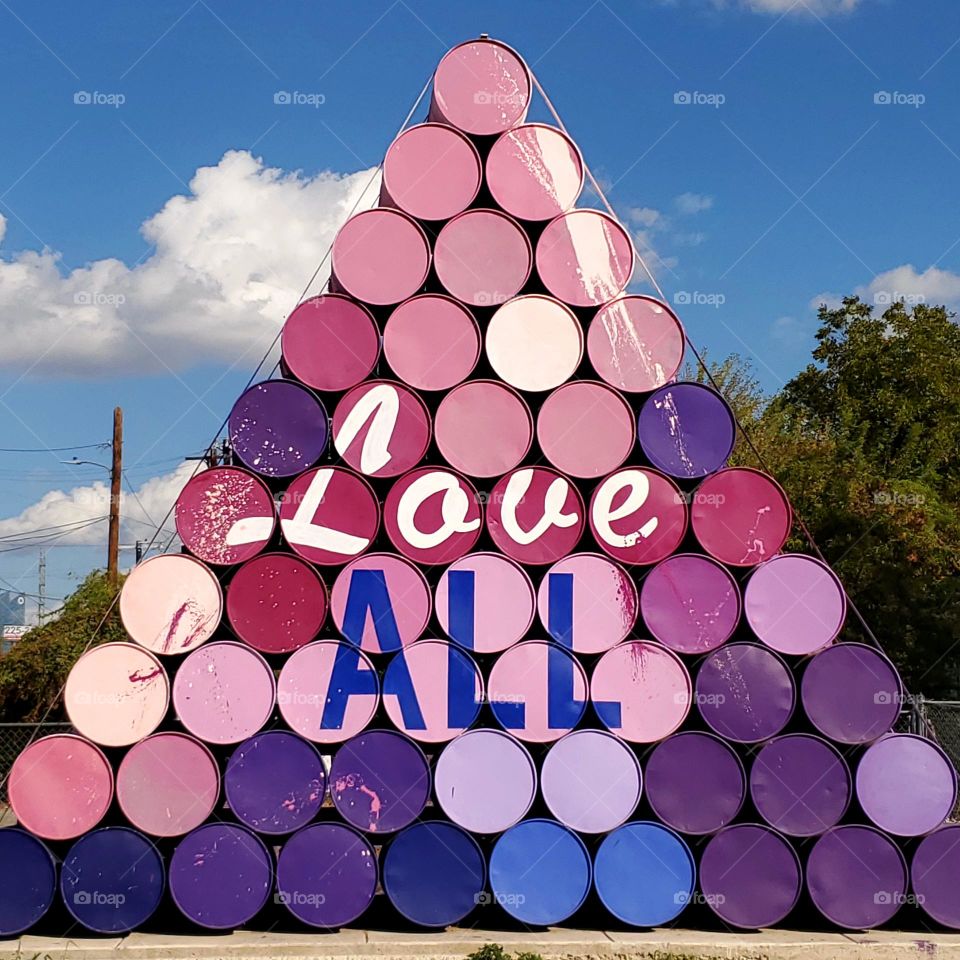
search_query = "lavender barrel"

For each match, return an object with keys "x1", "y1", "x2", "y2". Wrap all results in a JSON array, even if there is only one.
[
  {"x1": 434, "y1": 729, "x2": 537, "y2": 834},
  {"x1": 169, "y1": 824, "x2": 272, "y2": 929},
  {"x1": 696, "y1": 642, "x2": 795, "y2": 743},
  {"x1": 912, "y1": 826, "x2": 960, "y2": 929},
  {"x1": 594, "y1": 822, "x2": 695, "y2": 927},
  {"x1": 117, "y1": 733, "x2": 220, "y2": 837},
  {"x1": 228, "y1": 380, "x2": 328, "y2": 478},
  {"x1": 801, "y1": 642, "x2": 902, "y2": 744},
  {"x1": 856, "y1": 734, "x2": 957, "y2": 836},
  {"x1": 225, "y1": 731, "x2": 326, "y2": 835},
  {"x1": 750, "y1": 734, "x2": 851, "y2": 837},
  {"x1": 383, "y1": 822, "x2": 486, "y2": 927},
  {"x1": 699, "y1": 824, "x2": 801, "y2": 928},
  {"x1": 490, "y1": 820, "x2": 591, "y2": 925},
  {"x1": 541, "y1": 730, "x2": 641, "y2": 833},
  {"x1": 645, "y1": 732, "x2": 746, "y2": 835},
  {"x1": 638, "y1": 382, "x2": 736, "y2": 479},
  {"x1": 807, "y1": 825, "x2": 907, "y2": 929},
  {"x1": 277, "y1": 824, "x2": 377, "y2": 928},
  {"x1": 61, "y1": 827, "x2": 164, "y2": 933},
  {"x1": 381, "y1": 122, "x2": 481, "y2": 220},
  {"x1": 0, "y1": 829, "x2": 57, "y2": 936},
  {"x1": 330, "y1": 730, "x2": 430, "y2": 834}
]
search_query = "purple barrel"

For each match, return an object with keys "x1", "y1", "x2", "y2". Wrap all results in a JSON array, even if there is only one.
[
  {"x1": 696, "y1": 642, "x2": 795, "y2": 743},
  {"x1": 856, "y1": 734, "x2": 957, "y2": 836},
  {"x1": 912, "y1": 826, "x2": 960, "y2": 929},
  {"x1": 750, "y1": 734, "x2": 851, "y2": 837},
  {"x1": 276, "y1": 823, "x2": 377, "y2": 928},
  {"x1": 806, "y1": 825, "x2": 907, "y2": 929},
  {"x1": 228, "y1": 379, "x2": 328, "y2": 479},
  {"x1": 637, "y1": 382, "x2": 736, "y2": 479},
  {"x1": 699, "y1": 824, "x2": 802, "y2": 929},
  {"x1": 644, "y1": 732, "x2": 746, "y2": 835},
  {"x1": 169, "y1": 823, "x2": 272, "y2": 929},
  {"x1": 0, "y1": 829, "x2": 57, "y2": 937},
  {"x1": 330, "y1": 730, "x2": 430, "y2": 834},
  {"x1": 224, "y1": 731, "x2": 326, "y2": 835}
]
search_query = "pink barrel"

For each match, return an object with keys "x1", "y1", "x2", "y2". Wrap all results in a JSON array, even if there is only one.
[
  {"x1": 8, "y1": 734, "x2": 113, "y2": 840},
  {"x1": 429, "y1": 37, "x2": 530, "y2": 136},
  {"x1": 120, "y1": 553, "x2": 222, "y2": 655},
  {"x1": 536, "y1": 210, "x2": 633, "y2": 307},
  {"x1": 381, "y1": 123, "x2": 482, "y2": 221},
  {"x1": 330, "y1": 208, "x2": 430, "y2": 306},
  {"x1": 486, "y1": 123, "x2": 583, "y2": 221}
]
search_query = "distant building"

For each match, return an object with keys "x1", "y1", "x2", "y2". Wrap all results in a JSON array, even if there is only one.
[{"x1": 0, "y1": 590, "x2": 28, "y2": 654}]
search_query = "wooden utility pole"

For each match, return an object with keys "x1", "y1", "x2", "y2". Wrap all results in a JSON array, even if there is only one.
[{"x1": 107, "y1": 407, "x2": 123, "y2": 588}]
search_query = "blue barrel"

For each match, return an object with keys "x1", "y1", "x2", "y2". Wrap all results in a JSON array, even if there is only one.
[{"x1": 0, "y1": 828, "x2": 57, "y2": 937}]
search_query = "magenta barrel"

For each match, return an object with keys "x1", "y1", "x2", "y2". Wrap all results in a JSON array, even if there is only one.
[
  {"x1": 486, "y1": 123, "x2": 583, "y2": 221},
  {"x1": 640, "y1": 553, "x2": 741, "y2": 654},
  {"x1": 8, "y1": 734, "x2": 113, "y2": 841},
  {"x1": 912, "y1": 826, "x2": 960, "y2": 929},
  {"x1": 750, "y1": 735, "x2": 851, "y2": 837},
  {"x1": 381, "y1": 122, "x2": 481, "y2": 221},
  {"x1": 120, "y1": 553, "x2": 221, "y2": 655},
  {"x1": 281, "y1": 294, "x2": 380, "y2": 392},
  {"x1": 434, "y1": 729, "x2": 537, "y2": 833},
  {"x1": 429, "y1": 37, "x2": 530, "y2": 136},
  {"x1": 0, "y1": 829, "x2": 57, "y2": 937},
  {"x1": 117, "y1": 733, "x2": 220, "y2": 837},
  {"x1": 541, "y1": 730, "x2": 641, "y2": 833},
  {"x1": 228, "y1": 380, "x2": 328, "y2": 478},
  {"x1": 330, "y1": 208, "x2": 430, "y2": 306},
  {"x1": 226, "y1": 552, "x2": 327, "y2": 654},
  {"x1": 645, "y1": 731, "x2": 746, "y2": 835},
  {"x1": 695, "y1": 642, "x2": 795, "y2": 743}
]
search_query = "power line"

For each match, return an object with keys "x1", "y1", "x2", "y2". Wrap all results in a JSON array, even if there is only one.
[
  {"x1": 0, "y1": 442, "x2": 109, "y2": 453},
  {"x1": 0, "y1": 517, "x2": 111, "y2": 542}
]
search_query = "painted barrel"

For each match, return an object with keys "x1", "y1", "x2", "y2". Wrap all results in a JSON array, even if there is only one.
[
  {"x1": 330, "y1": 208, "x2": 430, "y2": 306},
  {"x1": 434, "y1": 729, "x2": 537, "y2": 834},
  {"x1": 699, "y1": 824, "x2": 802, "y2": 929},
  {"x1": 61, "y1": 828, "x2": 164, "y2": 934},
  {"x1": 434, "y1": 380, "x2": 533, "y2": 478},
  {"x1": 226, "y1": 552, "x2": 327, "y2": 654},
  {"x1": 173, "y1": 641, "x2": 275, "y2": 745},
  {"x1": 0, "y1": 829, "x2": 57, "y2": 937},
  {"x1": 429, "y1": 37, "x2": 530, "y2": 136},
  {"x1": 856, "y1": 734, "x2": 957, "y2": 836},
  {"x1": 276, "y1": 823, "x2": 377, "y2": 928},
  {"x1": 536, "y1": 210, "x2": 633, "y2": 307},
  {"x1": 750, "y1": 734, "x2": 851, "y2": 837},
  {"x1": 120, "y1": 553, "x2": 221, "y2": 655},
  {"x1": 64, "y1": 642, "x2": 169, "y2": 747},
  {"x1": 645, "y1": 732, "x2": 746, "y2": 835},
  {"x1": 383, "y1": 821, "x2": 486, "y2": 927},
  {"x1": 381, "y1": 122, "x2": 481, "y2": 220},
  {"x1": 594, "y1": 822, "x2": 695, "y2": 927},
  {"x1": 434, "y1": 209, "x2": 532, "y2": 308},
  {"x1": 224, "y1": 731, "x2": 326, "y2": 835},
  {"x1": 485, "y1": 295, "x2": 583, "y2": 392},
  {"x1": 486, "y1": 123, "x2": 583, "y2": 221},
  {"x1": 911, "y1": 826, "x2": 960, "y2": 930},
  {"x1": 806, "y1": 825, "x2": 907, "y2": 929},
  {"x1": 541, "y1": 729, "x2": 642, "y2": 833},
  {"x1": 329, "y1": 730, "x2": 430, "y2": 834},
  {"x1": 281, "y1": 294, "x2": 380, "y2": 392},
  {"x1": 116, "y1": 733, "x2": 220, "y2": 837},
  {"x1": 801, "y1": 642, "x2": 902, "y2": 744},
  {"x1": 489, "y1": 819, "x2": 591, "y2": 925},
  {"x1": 169, "y1": 823, "x2": 272, "y2": 929},
  {"x1": 744, "y1": 554, "x2": 846, "y2": 655},
  {"x1": 640, "y1": 553, "x2": 741, "y2": 654},
  {"x1": 228, "y1": 380, "x2": 328, "y2": 479}
]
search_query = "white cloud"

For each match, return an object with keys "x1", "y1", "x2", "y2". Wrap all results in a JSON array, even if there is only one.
[
  {"x1": 675, "y1": 192, "x2": 714, "y2": 215},
  {"x1": 0, "y1": 213, "x2": 7, "y2": 246},
  {"x1": 811, "y1": 264, "x2": 960, "y2": 313},
  {"x1": 627, "y1": 207, "x2": 663, "y2": 228}
]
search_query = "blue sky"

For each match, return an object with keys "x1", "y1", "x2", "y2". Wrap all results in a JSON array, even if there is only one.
[{"x1": 0, "y1": 0, "x2": 957, "y2": 608}]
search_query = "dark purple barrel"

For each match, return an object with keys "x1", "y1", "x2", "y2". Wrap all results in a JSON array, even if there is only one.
[
  {"x1": 699, "y1": 824, "x2": 801, "y2": 929},
  {"x1": 644, "y1": 732, "x2": 746, "y2": 835},
  {"x1": 806, "y1": 825, "x2": 907, "y2": 929},
  {"x1": 912, "y1": 826, "x2": 960, "y2": 929},
  {"x1": 60, "y1": 827, "x2": 164, "y2": 933},
  {"x1": 696, "y1": 642, "x2": 795, "y2": 743},
  {"x1": 224, "y1": 731, "x2": 326, "y2": 835},
  {"x1": 169, "y1": 824, "x2": 272, "y2": 929},
  {"x1": 276, "y1": 823, "x2": 377, "y2": 928},
  {"x1": 0, "y1": 829, "x2": 57, "y2": 936},
  {"x1": 750, "y1": 734, "x2": 851, "y2": 837}
]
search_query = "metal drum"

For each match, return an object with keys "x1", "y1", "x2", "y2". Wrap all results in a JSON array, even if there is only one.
[
  {"x1": 911, "y1": 826, "x2": 960, "y2": 930},
  {"x1": 0, "y1": 829, "x2": 57, "y2": 937}
]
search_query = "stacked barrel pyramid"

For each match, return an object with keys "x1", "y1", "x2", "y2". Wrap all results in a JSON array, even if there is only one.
[{"x1": 4, "y1": 37, "x2": 960, "y2": 938}]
